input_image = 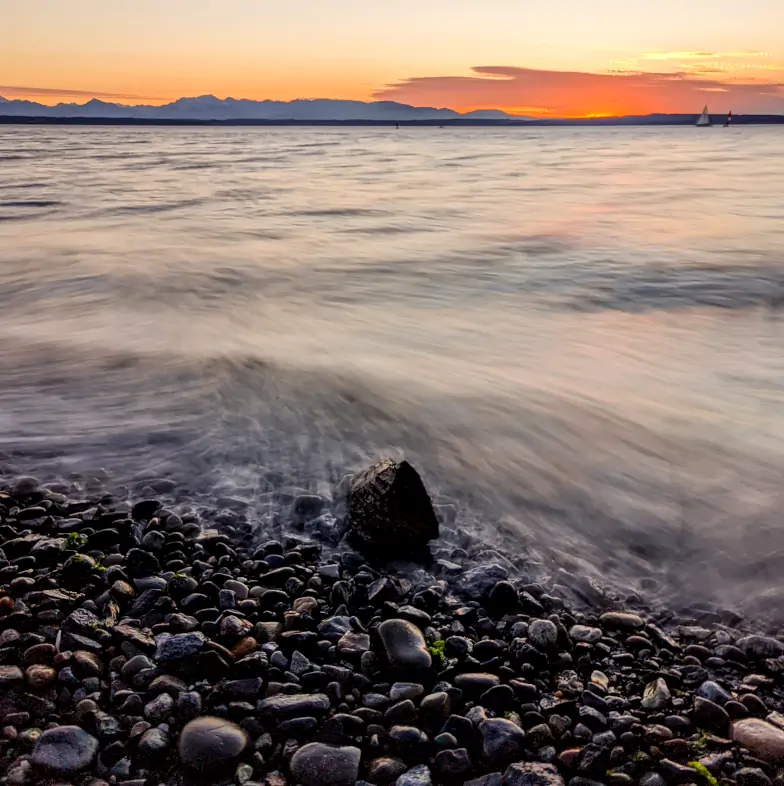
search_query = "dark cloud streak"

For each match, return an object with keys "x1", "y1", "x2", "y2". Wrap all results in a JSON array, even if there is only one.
[{"x1": 0, "y1": 85, "x2": 158, "y2": 101}]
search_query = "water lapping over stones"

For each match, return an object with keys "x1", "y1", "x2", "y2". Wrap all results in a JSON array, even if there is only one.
[{"x1": 0, "y1": 471, "x2": 783, "y2": 786}]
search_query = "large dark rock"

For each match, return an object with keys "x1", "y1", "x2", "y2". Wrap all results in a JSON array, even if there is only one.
[{"x1": 345, "y1": 460, "x2": 439, "y2": 557}]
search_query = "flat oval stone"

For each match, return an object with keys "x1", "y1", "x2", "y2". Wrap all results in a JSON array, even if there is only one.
[
  {"x1": 32, "y1": 726, "x2": 99, "y2": 773},
  {"x1": 600, "y1": 612, "x2": 644, "y2": 631},
  {"x1": 257, "y1": 693, "x2": 331, "y2": 721},
  {"x1": 454, "y1": 673, "x2": 501, "y2": 694},
  {"x1": 378, "y1": 619, "x2": 432, "y2": 671},
  {"x1": 178, "y1": 716, "x2": 248, "y2": 769}
]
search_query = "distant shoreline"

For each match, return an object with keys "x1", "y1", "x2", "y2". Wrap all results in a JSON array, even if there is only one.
[{"x1": 3, "y1": 114, "x2": 784, "y2": 127}]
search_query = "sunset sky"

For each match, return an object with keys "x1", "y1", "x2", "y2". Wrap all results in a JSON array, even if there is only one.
[{"x1": 3, "y1": 0, "x2": 784, "y2": 116}]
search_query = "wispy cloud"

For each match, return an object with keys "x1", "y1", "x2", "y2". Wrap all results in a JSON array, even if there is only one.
[
  {"x1": 375, "y1": 65, "x2": 784, "y2": 117},
  {"x1": 0, "y1": 85, "x2": 158, "y2": 101},
  {"x1": 641, "y1": 51, "x2": 768, "y2": 60}
]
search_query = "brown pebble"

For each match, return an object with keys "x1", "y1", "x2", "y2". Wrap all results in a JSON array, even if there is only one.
[
  {"x1": 558, "y1": 748, "x2": 581, "y2": 767},
  {"x1": 22, "y1": 643, "x2": 57, "y2": 666},
  {"x1": 25, "y1": 664, "x2": 57, "y2": 689},
  {"x1": 232, "y1": 637, "x2": 258, "y2": 659},
  {"x1": 205, "y1": 640, "x2": 235, "y2": 662},
  {"x1": 72, "y1": 651, "x2": 103, "y2": 677},
  {"x1": 0, "y1": 596, "x2": 14, "y2": 614},
  {"x1": 293, "y1": 596, "x2": 319, "y2": 614}
]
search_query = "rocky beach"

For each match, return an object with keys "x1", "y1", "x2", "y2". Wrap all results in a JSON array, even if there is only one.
[{"x1": 1, "y1": 461, "x2": 783, "y2": 786}]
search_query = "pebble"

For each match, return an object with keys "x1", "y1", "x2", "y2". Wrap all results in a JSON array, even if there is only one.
[
  {"x1": 257, "y1": 693, "x2": 331, "y2": 720},
  {"x1": 289, "y1": 742, "x2": 361, "y2": 786},
  {"x1": 737, "y1": 635, "x2": 784, "y2": 659},
  {"x1": 390, "y1": 682, "x2": 425, "y2": 701},
  {"x1": 32, "y1": 726, "x2": 99, "y2": 773},
  {"x1": 732, "y1": 718, "x2": 784, "y2": 763},
  {"x1": 569, "y1": 625, "x2": 602, "y2": 643},
  {"x1": 480, "y1": 718, "x2": 527, "y2": 766},
  {"x1": 599, "y1": 612, "x2": 644, "y2": 631},
  {"x1": 368, "y1": 757, "x2": 408, "y2": 783},
  {"x1": 224, "y1": 579, "x2": 249, "y2": 599},
  {"x1": 154, "y1": 631, "x2": 206, "y2": 661},
  {"x1": 178, "y1": 716, "x2": 248, "y2": 769},
  {"x1": 697, "y1": 680, "x2": 732, "y2": 705},
  {"x1": 435, "y1": 747, "x2": 472, "y2": 777},
  {"x1": 3, "y1": 469, "x2": 784, "y2": 786},
  {"x1": 0, "y1": 665, "x2": 24, "y2": 684},
  {"x1": 641, "y1": 678, "x2": 670, "y2": 710},
  {"x1": 693, "y1": 697, "x2": 730, "y2": 733},
  {"x1": 502, "y1": 762, "x2": 565, "y2": 786},
  {"x1": 144, "y1": 692, "x2": 174, "y2": 721},
  {"x1": 378, "y1": 619, "x2": 432, "y2": 671},
  {"x1": 528, "y1": 619, "x2": 559, "y2": 650},
  {"x1": 396, "y1": 765, "x2": 433, "y2": 786},
  {"x1": 454, "y1": 672, "x2": 500, "y2": 693}
]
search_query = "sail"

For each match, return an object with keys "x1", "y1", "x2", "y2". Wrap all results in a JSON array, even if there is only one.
[{"x1": 696, "y1": 105, "x2": 712, "y2": 127}]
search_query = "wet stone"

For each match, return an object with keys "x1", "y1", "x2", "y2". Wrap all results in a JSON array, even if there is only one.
[{"x1": 378, "y1": 619, "x2": 432, "y2": 671}]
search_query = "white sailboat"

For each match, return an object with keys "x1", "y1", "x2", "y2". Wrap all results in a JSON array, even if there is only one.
[{"x1": 696, "y1": 105, "x2": 712, "y2": 127}]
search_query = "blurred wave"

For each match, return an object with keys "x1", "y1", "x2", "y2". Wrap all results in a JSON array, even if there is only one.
[{"x1": 0, "y1": 125, "x2": 783, "y2": 617}]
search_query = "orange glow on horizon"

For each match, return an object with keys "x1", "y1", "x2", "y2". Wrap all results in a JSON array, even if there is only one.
[{"x1": 3, "y1": 63, "x2": 783, "y2": 118}]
